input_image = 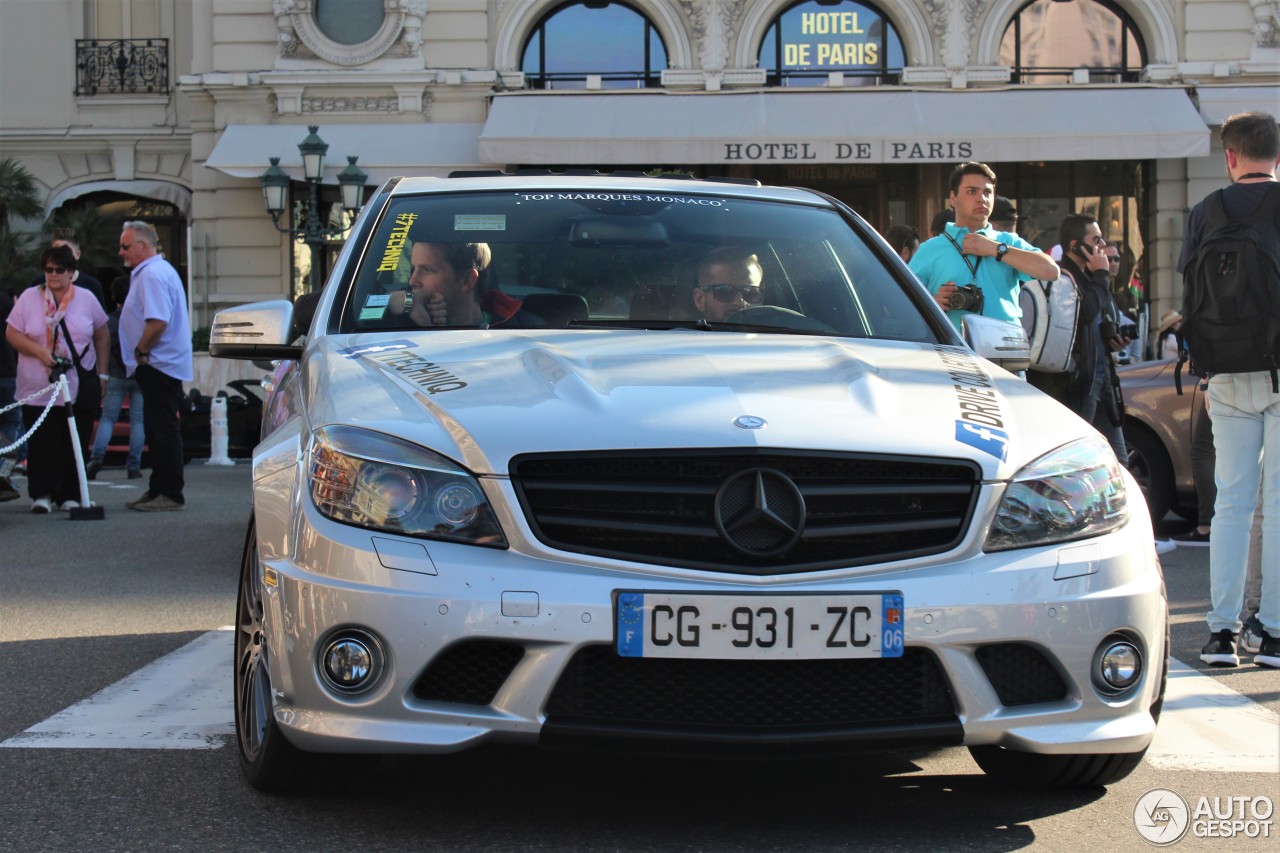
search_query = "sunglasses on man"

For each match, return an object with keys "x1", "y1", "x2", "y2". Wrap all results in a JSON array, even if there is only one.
[{"x1": 698, "y1": 284, "x2": 764, "y2": 304}]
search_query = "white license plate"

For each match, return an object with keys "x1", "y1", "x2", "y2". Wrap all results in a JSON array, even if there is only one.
[{"x1": 615, "y1": 592, "x2": 904, "y2": 660}]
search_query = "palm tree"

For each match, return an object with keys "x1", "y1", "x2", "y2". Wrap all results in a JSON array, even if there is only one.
[
  {"x1": 0, "y1": 157, "x2": 42, "y2": 229},
  {"x1": 0, "y1": 157, "x2": 43, "y2": 289}
]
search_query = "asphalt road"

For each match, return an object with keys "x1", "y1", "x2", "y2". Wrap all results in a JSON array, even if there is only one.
[{"x1": 0, "y1": 462, "x2": 1275, "y2": 852}]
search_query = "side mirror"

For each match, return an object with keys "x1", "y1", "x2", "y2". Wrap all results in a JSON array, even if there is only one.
[
  {"x1": 209, "y1": 300, "x2": 302, "y2": 361},
  {"x1": 963, "y1": 314, "x2": 1031, "y2": 373}
]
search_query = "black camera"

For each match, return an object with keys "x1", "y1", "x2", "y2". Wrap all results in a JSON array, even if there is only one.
[
  {"x1": 1101, "y1": 321, "x2": 1139, "y2": 341},
  {"x1": 946, "y1": 283, "x2": 985, "y2": 313},
  {"x1": 48, "y1": 355, "x2": 73, "y2": 380}
]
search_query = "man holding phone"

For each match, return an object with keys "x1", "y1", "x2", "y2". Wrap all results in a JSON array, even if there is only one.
[{"x1": 1031, "y1": 213, "x2": 1132, "y2": 459}]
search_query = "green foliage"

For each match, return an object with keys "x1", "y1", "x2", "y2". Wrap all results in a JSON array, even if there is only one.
[
  {"x1": 192, "y1": 325, "x2": 211, "y2": 352},
  {"x1": 0, "y1": 157, "x2": 42, "y2": 228},
  {"x1": 0, "y1": 226, "x2": 39, "y2": 290},
  {"x1": 0, "y1": 157, "x2": 43, "y2": 289}
]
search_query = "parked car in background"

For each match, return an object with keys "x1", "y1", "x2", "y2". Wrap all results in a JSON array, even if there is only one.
[
  {"x1": 1117, "y1": 358, "x2": 1202, "y2": 523},
  {"x1": 211, "y1": 172, "x2": 1166, "y2": 794}
]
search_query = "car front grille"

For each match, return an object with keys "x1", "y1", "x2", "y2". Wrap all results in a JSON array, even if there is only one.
[
  {"x1": 975, "y1": 643, "x2": 1069, "y2": 706},
  {"x1": 412, "y1": 640, "x2": 526, "y2": 705},
  {"x1": 544, "y1": 646, "x2": 956, "y2": 733},
  {"x1": 511, "y1": 450, "x2": 980, "y2": 573}
]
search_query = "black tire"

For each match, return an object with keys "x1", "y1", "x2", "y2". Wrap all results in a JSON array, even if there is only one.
[
  {"x1": 1150, "y1": 609, "x2": 1171, "y2": 722},
  {"x1": 234, "y1": 518, "x2": 317, "y2": 792},
  {"x1": 968, "y1": 744, "x2": 1146, "y2": 789},
  {"x1": 1123, "y1": 424, "x2": 1175, "y2": 523}
]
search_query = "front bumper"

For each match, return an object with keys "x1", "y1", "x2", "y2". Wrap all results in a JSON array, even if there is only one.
[{"x1": 255, "y1": 473, "x2": 1166, "y2": 758}]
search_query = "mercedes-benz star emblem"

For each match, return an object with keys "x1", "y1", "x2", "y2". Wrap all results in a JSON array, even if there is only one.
[
  {"x1": 733, "y1": 415, "x2": 767, "y2": 430},
  {"x1": 713, "y1": 468, "x2": 806, "y2": 557}
]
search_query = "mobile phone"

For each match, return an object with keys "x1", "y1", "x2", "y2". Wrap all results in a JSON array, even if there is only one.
[{"x1": 1078, "y1": 241, "x2": 1094, "y2": 256}]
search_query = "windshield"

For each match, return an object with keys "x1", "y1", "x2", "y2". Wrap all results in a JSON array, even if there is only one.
[{"x1": 341, "y1": 188, "x2": 934, "y2": 341}]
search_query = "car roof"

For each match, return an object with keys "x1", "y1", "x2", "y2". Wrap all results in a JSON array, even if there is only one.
[{"x1": 383, "y1": 173, "x2": 834, "y2": 206}]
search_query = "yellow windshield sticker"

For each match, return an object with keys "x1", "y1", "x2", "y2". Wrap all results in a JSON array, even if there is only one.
[{"x1": 377, "y1": 212, "x2": 418, "y2": 272}]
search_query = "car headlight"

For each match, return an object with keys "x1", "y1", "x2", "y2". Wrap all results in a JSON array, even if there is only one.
[
  {"x1": 985, "y1": 436, "x2": 1128, "y2": 552},
  {"x1": 309, "y1": 425, "x2": 506, "y2": 547}
]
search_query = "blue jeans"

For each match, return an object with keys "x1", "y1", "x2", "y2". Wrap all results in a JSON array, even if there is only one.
[
  {"x1": 1079, "y1": 370, "x2": 1127, "y2": 462},
  {"x1": 1207, "y1": 371, "x2": 1280, "y2": 636},
  {"x1": 90, "y1": 376, "x2": 144, "y2": 470}
]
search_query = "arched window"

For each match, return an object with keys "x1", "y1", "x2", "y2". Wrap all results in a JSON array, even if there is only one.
[
  {"x1": 521, "y1": 1, "x2": 668, "y2": 89},
  {"x1": 758, "y1": 0, "x2": 904, "y2": 87},
  {"x1": 314, "y1": 0, "x2": 385, "y2": 45},
  {"x1": 1000, "y1": 0, "x2": 1146, "y2": 84}
]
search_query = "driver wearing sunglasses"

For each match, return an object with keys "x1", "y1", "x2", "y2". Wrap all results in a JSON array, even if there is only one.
[{"x1": 692, "y1": 246, "x2": 764, "y2": 323}]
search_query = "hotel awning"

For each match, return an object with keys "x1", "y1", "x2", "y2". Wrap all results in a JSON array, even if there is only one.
[
  {"x1": 205, "y1": 123, "x2": 486, "y2": 185},
  {"x1": 44, "y1": 179, "x2": 192, "y2": 218},
  {"x1": 1195, "y1": 86, "x2": 1280, "y2": 125},
  {"x1": 478, "y1": 88, "x2": 1210, "y2": 165}
]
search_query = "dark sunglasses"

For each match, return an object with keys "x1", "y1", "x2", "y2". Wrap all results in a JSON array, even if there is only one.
[
  {"x1": 699, "y1": 284, "x2": 763, "y2": 304},
  {"x1": 43, "y1": 266, "x2": 69, "y2": 274}
]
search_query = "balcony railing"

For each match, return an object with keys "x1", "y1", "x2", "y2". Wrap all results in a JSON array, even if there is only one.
[{"x1": 75, "y1": 39, "x2": 169, "y2": 96}]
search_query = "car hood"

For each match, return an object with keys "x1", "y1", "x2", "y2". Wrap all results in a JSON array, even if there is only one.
[{"x1": 302, "y1": 330, "x2": 1086, "y2": 479}]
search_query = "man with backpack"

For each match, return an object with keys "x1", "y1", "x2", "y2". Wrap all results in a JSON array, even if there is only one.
[{"x1": 1178, "y1": 110, "x2": 1280, "y2": 669}]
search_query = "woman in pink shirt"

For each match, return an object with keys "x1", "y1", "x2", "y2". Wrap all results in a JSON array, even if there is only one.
[{"x1": 4, "y1": 245, "x2": 108, "y2": 512}]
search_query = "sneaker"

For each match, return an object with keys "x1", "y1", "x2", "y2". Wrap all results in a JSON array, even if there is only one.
[
  {"x1": 84, "y1": 458, "x2": 103, "y2": 480},
  {"x1": 31, "y1": 497, "x2": 51, "y2": 514},
  {"x1": 1154, "y1": 538, "x2": 1177, "y2": 555},
  {"x1": 125, "y1": 492, "x2": 156, "y2": 510},
  {"x1": 1200, "y1": 629, "x2": 1239, "y2": 667},
  {"x1": 1240, "y1": 615, "x2": 1265, "y2": 655},
  {"x1": 1171, "y1": 528, "x2": 1210, "y2": 546},
  {"x1": 127, "y1": 469, "x2": 143, "y2": 479},
  {"x1": 132, "y1": 494, "x2": 185, "y2": 512},
  {"x1": 1255, "y1": 631, "x2": 1280, "y2": 668},
  {"x1": 57, "y1": 500, "x2": 80, "y2": 511}
]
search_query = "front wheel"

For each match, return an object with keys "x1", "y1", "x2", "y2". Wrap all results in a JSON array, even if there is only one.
[
  {"x1": 968, "y1": 745, "x2": 1147, "y2": 789},
  {"x1": 234, "y1": 518, "x2": 316, "y2": 792}
]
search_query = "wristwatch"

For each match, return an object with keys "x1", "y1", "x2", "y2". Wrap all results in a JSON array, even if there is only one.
[
  {"x1": 995, "y1": 243, "x2": 1009, "y2": 263},
  {"x1": 134, "y1": 347, "x2": 150, "y2": 360},
  {"x1": 400, "y1": 290, "x2": 414, "y2": 315},
  {"x1": 97, "y1": 373, "x2": 109, "y2": 381}
]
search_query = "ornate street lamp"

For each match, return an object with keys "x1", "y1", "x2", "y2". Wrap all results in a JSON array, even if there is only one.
[{"x1": 258, "y1": 125, "x2": 367, "y2": 293}]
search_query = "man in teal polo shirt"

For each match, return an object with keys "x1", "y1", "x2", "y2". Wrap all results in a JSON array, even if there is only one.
[{"x1": 910, "y1": 162, "x2": 1059, "y2": 332}]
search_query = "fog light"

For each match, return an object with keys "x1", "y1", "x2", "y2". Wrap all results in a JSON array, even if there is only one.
[
  {"x1": 319, "y1": 630, "x2": 384, "y2": 695},
  {"x1": 1098, "y1": 640, "x2": 1142, "y2": 690}
]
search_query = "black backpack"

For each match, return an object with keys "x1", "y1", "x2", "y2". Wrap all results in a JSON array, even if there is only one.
[{"x1": 1180, "y1": 184, "x2": 1280, "y2": 391}]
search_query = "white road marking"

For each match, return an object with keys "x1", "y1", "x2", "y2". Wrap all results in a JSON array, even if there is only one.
[
  {"x1": 1146, "y1": 660, "x2": 1279, "y2": 773},
  {"x1": 1, "y1": 629, "x2": 234, "y2": 750},
  {"x1": 3, "y1": 637, "x2": 1276, "y2": 772}
]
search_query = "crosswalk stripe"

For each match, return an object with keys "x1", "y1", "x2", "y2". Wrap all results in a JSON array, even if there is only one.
[
  {"x1": 1145, "y1": 659, "x2": 1278, "y2": 773},
  {"x1": 3, "y1": 633, "x2": 1276, "y2": 771},
  {"x1": 1, "y1": 629, "x2": 234, "y2": 750}
]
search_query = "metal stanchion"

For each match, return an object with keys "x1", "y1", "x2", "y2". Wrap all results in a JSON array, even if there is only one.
[
  {"x1": 58, "y1": 373, "x2": 105, "y2": 521},
  {"x1": 205, "y1": 394, "x2": 235, "y2": 466}
]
